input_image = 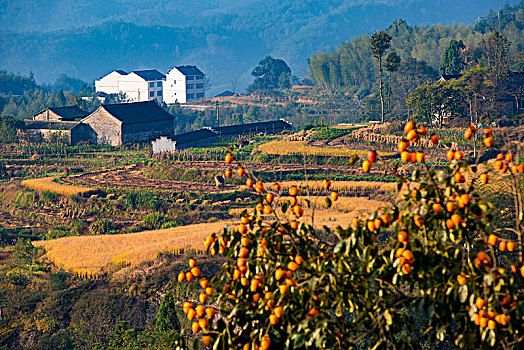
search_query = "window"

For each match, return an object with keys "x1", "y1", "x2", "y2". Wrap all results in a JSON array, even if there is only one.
[
  {"x1": 157, "y1": 90, "x2": 162, "y2": 96},
  {"x1": 187, "y1": 76, "x2": 195, "y2": 80},
  {"x1": 157, "y1": 81, "x2": 162, "y2": 87},
  {"x1": 196, "y1": 93, "x2": 204, "y2": 98},
  {"x1": 187, "y1": 84, "x2": 194, "y2": 90},
  {"x1": 196, "y1": 75, "x2": 204, "y2": 80},
  {"x1": 187, "y1": 93, "x2": 195, "y2": 99},
  {"x1": 196, "y1": 83, "x2": 204, "y2": 89},
  {"x1": 149, "y1": 91, "x2": 155, "y2": 97},
  {"x1": 149, "y1": 82, "x2": 154, "y2": 88}
]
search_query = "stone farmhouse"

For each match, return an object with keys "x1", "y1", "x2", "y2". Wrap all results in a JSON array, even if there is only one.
[
  {"x1": 95, "y1": 70, "x2": 166, "y2": 103},
  {"x1": 33, "y1": 105, "x2": 89, "y2": 121},
  {"x1": 25, "y1": 105, "x2": 93, "y2": 145},
  {"x1": 81, "y1": 101, "x2": 174, "y2": 146},
  {"x1": 95, "y1": 65, "x2": 205, "y2": 104},
  {"x1": 24, "y1": 120, "x2": 95, "y2": 145}
]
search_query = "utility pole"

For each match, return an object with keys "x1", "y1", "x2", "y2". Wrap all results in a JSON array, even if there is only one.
[{"x1": 216, "y1": 100, "x2": 219, "y2": 127}]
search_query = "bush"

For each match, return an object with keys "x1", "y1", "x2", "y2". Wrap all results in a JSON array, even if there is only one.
[
  {"x1": 89, "y1": 219, "x2": 118, "y2": 235},
  {"x1": 141, "y1": 213, "x2": 167, "y2": 230}
]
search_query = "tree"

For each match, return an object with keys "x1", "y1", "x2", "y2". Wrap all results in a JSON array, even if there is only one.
[
  {"x1": 229, "y1": 77, "x2": 240, "y2": 94},
  {"x1": 384, "y1": 51, "x2": 401, "y2": 113},
  {"x1": 0, "y1": 115, "x2": 24, "y2": 143},
  {"x1": 155, "y1": 292, "x2": 180, "y2": 333},
  {"x1": 406, "y1": 81, "x2": 466, "y2": 126},
  {"x1": 439, "y1": 39, "x2": 466, "y2": 76},
  {"x1": 369, "y1": 31, "x2": 392, "y2": 123},
  {"x1": 248, "y1": 56, "x2": 292, "y2": 93},
  {"x1": 175, "y1": 125, "x2": 524, "y2": 349}
]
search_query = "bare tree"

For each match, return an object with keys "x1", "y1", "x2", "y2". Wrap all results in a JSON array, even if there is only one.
[{"x1": 230, "y1": 77, "x2": 240, "y2": 93}]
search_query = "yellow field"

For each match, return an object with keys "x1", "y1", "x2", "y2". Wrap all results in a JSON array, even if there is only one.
[
  {"x1": 230, "y1": 196, "x2": 387, "y2": 230},
  {"x1": 258, "y1": 141, "x2": 395, "y2": 157},
  {"x1": 21, "y1": 177, "x2": 97, "y2": 196},
  {"x1": 279, "y1": 180, "x2": 396, "y2": 193},
  {"x1": 33, "y1": 221, "x2": 230, "y2": 277}
]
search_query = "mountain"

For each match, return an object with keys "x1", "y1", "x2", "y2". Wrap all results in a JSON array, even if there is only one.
[{"x1": 0, "y1": 0, "x2": 519, "y2": 94}]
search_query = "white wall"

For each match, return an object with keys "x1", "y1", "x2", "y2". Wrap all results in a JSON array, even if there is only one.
[
  {"x1": 163, "y1": 69, "x2": 187, "y2": 104},
  {"x1": 94, "y1": 71, "x2": 124, "y2": 95},
  {"x1": 95, "y1": 71, "x2": 164, "y2": 103},
  {"x1": 163, "y1": 68, "x2": 205, "y2": 104}
]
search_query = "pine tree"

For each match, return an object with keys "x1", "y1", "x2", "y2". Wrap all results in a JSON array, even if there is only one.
[
  {"x1": 155, "y1": 292, "x2": 180, "y2": 333},
  {"x1": 439, "y1": 40, "x2": 466, "y2": 76}
]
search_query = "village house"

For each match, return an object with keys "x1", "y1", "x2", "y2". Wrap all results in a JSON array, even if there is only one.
[
  {"x1": 162, "y1": 66, "x2": 205, "y2": 104},
  {"x1": 151, "y1": 119, "x2": 292, "y2": 154},
  {"x1": 94, "y1": 70, "x2": 165, "y2": 103},
  {"x1": 81, "y1": 100, "x2": 174, "y2": 146},
  {"x1": 33, "y1": 105, "x2": 89, "y2": 121},
  {"x1": 214, "y1": 119, "x2": 292, "y2": 139},
  {"x1": 24, "y1": 120, "x2": 95, "y2": 145},
  {"x1": 152, "y1": 128, "x2": 219, "y2": 154}
]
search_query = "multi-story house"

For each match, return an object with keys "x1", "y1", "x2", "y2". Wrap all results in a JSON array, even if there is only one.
[
  {"x1": 95, "y1": 70, "x2": 165, "y2": 103},
  {"x1": 163, "y1": 66, "x2": 205, "y2": 104}
]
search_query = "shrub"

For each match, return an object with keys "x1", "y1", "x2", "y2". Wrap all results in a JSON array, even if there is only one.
[
  {"x1": 89, "y1": 219, "x2": 117, "y2": 235},
  {"x1": 142, "y1": 213, "x2": 167, "y2": 230}
]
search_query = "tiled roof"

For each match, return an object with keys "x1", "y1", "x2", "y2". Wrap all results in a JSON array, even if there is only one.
[
  {"x1": 99, "y1": 100, "x2": 174, "y2": 124},
  {"x1": 168, "y1": 128, "x2": 218, "y2": 145},
  {"x1": 25, "y1": 120, "x2": 80, "y2": 131},
  {"x1": 131, "y1": 70, "x2": 165, "y2": 81},
  {"x1": 214, "y1": 120, "x2": 292, "y2": 135},
  {"x1": 37, "y1": 105, "x2": 89, "y2": 120},
  {"x1": 215, "y1": 90, "x2": 235, "y2": 97},
  {"x1": 176, "y1": 66, "x2": 204, "y2": 76}
]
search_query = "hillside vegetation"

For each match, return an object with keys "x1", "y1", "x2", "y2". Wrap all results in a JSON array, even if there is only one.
[{"x1": 0, "y1": 1, "x2": 516, "y2": 91}]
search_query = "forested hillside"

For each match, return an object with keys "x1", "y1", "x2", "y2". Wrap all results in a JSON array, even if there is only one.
[
  {"x1": 308, "y1": 2, "x2": 524, "y2": 119},
  {"x1": 0, "y1": 0, "x2": 517, "y2": 93}
]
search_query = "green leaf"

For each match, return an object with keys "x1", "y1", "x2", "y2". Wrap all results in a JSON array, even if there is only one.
[
  {"x1": 281, "y1": 202, "x2": 289, "y2": 213},
  {"x1": 193, "y1": 338, "x2": 200, "y2": 350},
  {"x1": 292, "y1": 333, "x2": 306, "y2": 348},
  {"x1": 325, "y1": 197, "x2": 332, "y2": 208}
]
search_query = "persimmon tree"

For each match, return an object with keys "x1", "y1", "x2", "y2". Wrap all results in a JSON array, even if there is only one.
[{"x1": 175, "y1": 123, "x2": 523, "y2": 349}]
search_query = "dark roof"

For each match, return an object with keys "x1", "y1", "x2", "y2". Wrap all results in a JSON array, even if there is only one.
[
  {"x1": 35, "y1": 105, "x2": 89, "y2": 120},
  {"x1": 131, "y1": 70, "x2": 165, "y2": 81},
  {"x1": 24, "y1": 120, "x2": 80, "y2": 131},
  {"x1": 99, "y1": 100, "x2": 174, "y2": 124},
  {"x1": 114, "y1": 70, "x2": 127, "y2": 75},
  {"x1": 168, "y1": 128, "x2": 218, "y2": 145},
  {"x1": 176, "y1": 66, "x2": 204, "y2": 76},
  {"x1": 215, "y1": 90, "x2": 235, "y2": 97},
  {"x1": 214, "y1": 120, "x2": 292, "y2": 135}
]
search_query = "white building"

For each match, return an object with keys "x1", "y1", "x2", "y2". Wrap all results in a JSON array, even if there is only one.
[
  {"x1": 95, "y1": 69, "x2": 165, "y2": 103},
  {"x1": 162, "y1": 66, "x2": 205, "y2": 104}
]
